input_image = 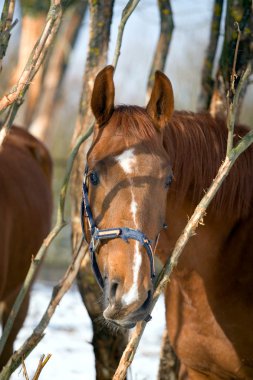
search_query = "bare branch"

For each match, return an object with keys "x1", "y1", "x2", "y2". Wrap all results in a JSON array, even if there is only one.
[
  {"x1": 231, "y1": 22, "x2": 241, "y2": 95},
  {"x1": 0, "y1": 0, "x2": 17, "y2": 71},
  {"x1": 0, "y1": 0, "x2": 63, "y2": 130},
  {"x1": 32, "y1": 354, "x2": 52, "y2": 380},
  {"x1": 21, "y1": 354, "x2": 51, "y2": 380},
  {"x1": 0, "y1": 237, "x2": 85, "y2": 379},
  {"x1": 21, "y1": 358, "x2": 29, "y2": 380},
  {"x1": 112, "y1": 0, "x2": 141, "y2": 68},
  {"x1": 226, "y1": 23, "x2": 244, "y2": 156},
  {"x1": 226, "y1": 63, "x2": 251, "y2": 156}
]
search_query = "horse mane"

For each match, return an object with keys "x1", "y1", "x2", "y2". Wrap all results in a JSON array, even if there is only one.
[
  {"x1": 112, "y1": 106, "x2": 253, "y2": 219},
  {"x1": 165, "y1": 111, "x2": 253, "y2": 218}
]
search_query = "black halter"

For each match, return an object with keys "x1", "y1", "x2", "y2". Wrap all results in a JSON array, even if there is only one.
[{"x1": 80, "y1": 165, "x2": 156, "y2": 290}]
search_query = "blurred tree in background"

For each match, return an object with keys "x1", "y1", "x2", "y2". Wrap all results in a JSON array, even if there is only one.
[
  {"x1": 12, "y1": 0, "x2": 87, "y2": 136},
  {"x1": 199, "y1": 0, "x2": 253, "y2": 118},
  {"x1": 12, "y1": 0, "x2": 48, "y2": 125}
]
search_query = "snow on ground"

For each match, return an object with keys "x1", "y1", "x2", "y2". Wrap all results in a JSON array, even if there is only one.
[{"x1": 11, "y1": 282, "x2": 165, "y2": 380}]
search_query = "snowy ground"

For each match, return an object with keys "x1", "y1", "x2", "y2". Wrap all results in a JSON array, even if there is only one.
[{"x1": 11, "y1": 281, "x2": 165, "y2": 380}]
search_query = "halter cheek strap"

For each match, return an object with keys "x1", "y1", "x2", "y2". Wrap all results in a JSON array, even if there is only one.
[{"x1": 80, "y1": 165, "x2": 156, "y2": 290}]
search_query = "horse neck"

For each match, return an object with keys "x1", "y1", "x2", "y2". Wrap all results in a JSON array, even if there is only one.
[{"x1": 163, "y1": 111, "x2": 253, "y2": 220}]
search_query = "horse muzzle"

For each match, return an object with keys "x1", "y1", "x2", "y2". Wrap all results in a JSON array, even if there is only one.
[{"x1": 103, "y1": 288, "x2": 153, "y2": 329}]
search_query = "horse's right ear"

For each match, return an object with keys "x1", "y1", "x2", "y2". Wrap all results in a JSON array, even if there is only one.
[
  {"x1": 146, "y1": 71, "x2": 174, "y2": 129},
  {"x1": 91, "y1": 65, "x2": 115, "y2": 125}
]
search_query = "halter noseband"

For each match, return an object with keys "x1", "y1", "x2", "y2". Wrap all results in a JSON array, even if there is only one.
[{"x1": 80, "y1": 165, "x2": 156, "y2": 290}]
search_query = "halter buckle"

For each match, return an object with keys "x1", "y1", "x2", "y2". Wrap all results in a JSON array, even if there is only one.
[{"x1": 90, "y1": 227, "x2": 100, "y2": 252}]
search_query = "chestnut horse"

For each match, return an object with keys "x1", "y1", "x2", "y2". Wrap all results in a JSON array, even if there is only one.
[
  {"x1": 82, "y1": 66, "x2": 253, "y2": 379},
  {"x1": 0, "y1": 127, "x2": 52, "y2": 368}
]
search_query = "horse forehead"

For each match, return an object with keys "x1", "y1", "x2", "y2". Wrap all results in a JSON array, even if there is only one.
[
  {"x1": 115, "y1": 148, "x2": 136, "y2": 174},
  {"x1": 114, "y1": 147, "x2": 165, "y2": 175},
  {"x1": 88, "y1": 135, "x2": 167, "y2": 173}
]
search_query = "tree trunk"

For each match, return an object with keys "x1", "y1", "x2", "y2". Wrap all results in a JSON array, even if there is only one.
[
  {"x1": 198, "y1": 0, "x2": 224, "y2": 111},
  {"x1": 209, "y1": 0, "x2": 253, "y2": 118},
  {"x1": 70, "y1": 2, "x2": 128, "y2": 379},
  {"x1": 157, "y1": 328, "x2": 179, "y2": 380},
  {"x1": 146, "y1": 0, "x2": 174, "y2": 99},
  {"x1": 29, "y1": 1, "x2": 88, "y2": 144},
  {"x1": 12, "y1": 6, "x2": 47, "y2": 126},
  {"x1": 0, "y1": 0, "x2": 16, "y2": 72}
]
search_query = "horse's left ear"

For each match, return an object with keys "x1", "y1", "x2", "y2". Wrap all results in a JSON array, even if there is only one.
[
  {"x1": 91, "y1": 65, "x2": 115, "y2": 125},
  {"x1": 146, "y1": 71, "x2": 174, "y2": 129}
]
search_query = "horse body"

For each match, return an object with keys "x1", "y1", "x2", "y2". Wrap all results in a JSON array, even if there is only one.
[
  {"x1": 164, "y1": 210, "x2": 253, "y2": 379},
  {"x1": 0, "y1": 127, "x2": 52, "y2": 368},
  {"x1": 161, "y1": 112, "x2": 253, "y2": 378},
  {"x1": 83, "y1": 66, "x2": 253, "y2": 379}
]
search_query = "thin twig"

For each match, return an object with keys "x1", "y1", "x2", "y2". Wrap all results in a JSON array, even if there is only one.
[
  {"x1": 0, "y1": 100, "x2": 21, "y2": 144},
  {"x1": 21, "y1": 358, "x2": 29, "y2": 380},
  {"x1": 0, "y1": 1, "x2": 61, "y2": 112},
  {"x1": 226, "y1": 22, "x2": 242, "y2": 156},
  {"x1": 20, "y1": 353, "x2": 52, "y2": 380},
  {"x1": 0, "y1": 238, "x2": 86, "y2": 380},
  {"x1": 112, "y1": 65, "x2": 252, "y2": 380},
  {"x1": 226, "y1": 63, "x2": 251, "y2": 156},
  {"x1": 32, "y1": 354, "x2": 52, "y2": 380},
  {"x1": 231, "y1": 22, "x2": 241, "y2": 95},
  {"x1": 112, "y1": 0, "x2": 141, "y2": 68},
  {"x1": 0, "y1": 0, "x2": 16, "y2": 71},
  {"x1": 32, "y1": 355, "x2": 45, "y2": 380}
]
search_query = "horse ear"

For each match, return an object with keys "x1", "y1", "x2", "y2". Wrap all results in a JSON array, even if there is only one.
[
  {"x1": 91, "y1": 65, "x2": 115, "y2": 125},
  {"x1": 146, "y1": 71, "x2": 174, "y2": 129}
]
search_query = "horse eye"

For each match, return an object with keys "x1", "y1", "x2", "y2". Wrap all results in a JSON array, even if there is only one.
[
  {"x1": 90, "y1": 171, "x2": 99, "y2": 186},
  {"x1": 165, "y1": 174, "x2": 173, "y2": 188}
]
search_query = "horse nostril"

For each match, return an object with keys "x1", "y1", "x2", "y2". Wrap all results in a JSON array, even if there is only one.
[{"x1": 110, "y1": 280, "x2": 119, "y2": 302}]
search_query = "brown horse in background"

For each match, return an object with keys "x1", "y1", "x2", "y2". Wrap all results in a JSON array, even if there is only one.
[
  {"x1": 0, "y1": 127, "x2": 52, "y2": 368},
  {"x1": 82, "y1": 66, "x2": 253, "y2": 379}
]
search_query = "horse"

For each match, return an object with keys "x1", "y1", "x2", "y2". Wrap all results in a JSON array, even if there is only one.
[
  {"x1": 0, "y1": 127, "x2": 52, "y2": 368},
  {"x1": 81, "y1": 65, "x2": 253, "y2": 379}
]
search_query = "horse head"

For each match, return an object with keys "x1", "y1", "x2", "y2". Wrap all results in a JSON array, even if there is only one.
[{"x1": 82, "y1": 66, "x2": 174, "y2": 328}]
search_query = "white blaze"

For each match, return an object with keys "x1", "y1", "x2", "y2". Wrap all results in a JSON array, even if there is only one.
[
  {"x1": 122, "y1": 241, "x2": 142, "y2": 305},
  {"x1": 115, "y1": 148, "x2": 142, "y2": 306},
  {"x1": 115, "y1": 148, "x2": 135, "y2": 174}
]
